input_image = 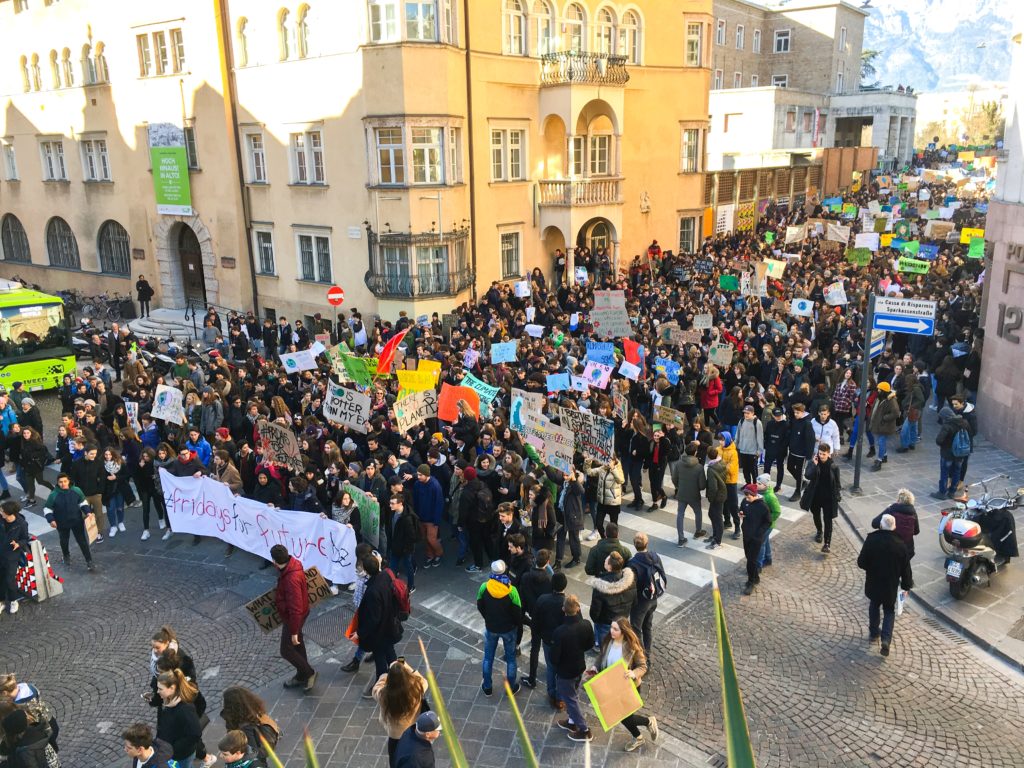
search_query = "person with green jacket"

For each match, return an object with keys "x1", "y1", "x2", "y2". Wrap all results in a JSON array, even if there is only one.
[
  {"x1": 704, "y1": 446, "x2": 728, "y2": 550},
  {"x1": 584, "y1": 522, "x2": 632, "y2": 576},
  {"x1": 755, "y1": 473, "x2": 781, "y2": 571}
]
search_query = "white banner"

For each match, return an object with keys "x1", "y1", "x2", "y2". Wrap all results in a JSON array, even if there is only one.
[
  {"x1": 855, "y1": 232, "x2": 880, "y2": 252},
  {"x1": 393, "y1": 389, "x2": 438, "y2": 433},
  {"x1": 279, "y1": 350, "x2": 319, "y2": 372},
  {"x1": 160, "y1": 469, "x2": 356, "y2": 584},
  {"x1": 323, "y1": 382, "x2": 371, "y2": 433},
  {"x1": 785, "y1": 225, "x2": 805, "y2": 245},
  {"x1": 152, "y1": 384, "x2": 184, "y2": 425},
  {"x1": 693, "y1": 313, "x2": 713, "y2": 330},
  {"x1": 826, "y1": 223, "x2": 851, "y2": 243}
]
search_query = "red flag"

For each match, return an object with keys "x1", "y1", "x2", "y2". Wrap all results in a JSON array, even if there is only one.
[
  {"x1": 438, "y1": 383, "x2": 480, "y2": 421},
  {"x1": 376, "y1": 328, "x2": 410, "y2": 375}
]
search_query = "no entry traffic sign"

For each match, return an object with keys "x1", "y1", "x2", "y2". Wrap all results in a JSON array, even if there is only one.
[{"x1": 326, "y1": 285, "x2": 345, "y2": 306}]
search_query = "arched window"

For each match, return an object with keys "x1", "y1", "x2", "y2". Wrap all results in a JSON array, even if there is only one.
[
  {"x1": 49, "y1": 50, "x2": 60, "y2": 89},
  {"x1": 97, "y1": 220, "x2": 130, "y2": 275},
  {"x1": 236, "y1": 17, "x2": 249, "y2": 66},
  {"x1": 565, "y1": 3, "x2": 586, "y2": 52},
  {"x1": 81, "y1": 43, "x2": 97, "y2": 84},
  {"x1": 19, "y1": 56, "x2": 30, "y2": 93},
  {"x1": 277, "y1": 9, "x2": 291, "y2": 61},
  {"x1": 595, "y1": 7, "x2": 615, "y2": 55},
  {"x1": 46, "y1": 217, "x2": 80, "y2": 269},
  {"x1": 61, "y1": 47, "x2": 74, "y2": 87},
  {"x1": 29, "y1": 54, "x2": 42, "y2": 91},
  {"x1": 532, "y1": 0, "x2": 553, "y2": 55},
  {"x1": 503, "y1": 0, "x2": 526, "y2": 55},
  {"x1": 0, "y1": 215, "x2": 31, "y2": 264},
  {"x1": 94, "y1": 42, "x2": 108, "y2": 82},
  {"x1": 296, "y1": 4, "x2": 310, "y2": 58},
  {"x1": 619, "y1": 9, "x2": 640, "y2": 64}
]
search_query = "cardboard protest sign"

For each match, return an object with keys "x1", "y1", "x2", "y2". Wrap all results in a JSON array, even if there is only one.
[
  {"x1": 709, "y1": 343, "x2": 734, "y2": 366},
  {"x1": 824, "y1": 281, "x2": 847, "y2": 306},
  {"x1": 582, "y1": 361, "x2": 614, "y2": 389},
  {"x1": 152, "y1": 384, "x2": 185, "y2": 425},
  {"x1": 653, "y1": 404, "x2": 687, "y2": 430},
  {"x1": 677, "y1": 329, "x2": 703, "y2": 344},
  {"x1": 612, "y1": 390, "x2": 629, "y2": 423},
  {"x1": 960, "y1": 227, "x2": 985, "y2": 245},
  {"x1": 437, "y1": 383, "x2": 480, "y2": 421},
  {"x1": 279, "y1": 349, "x2": 318, "y2": 373},
  {"x1": 583, "y1": 659, "x2": 644, "y2": 731},
  {"x1": 510, "y1": 388, "x2": 545, "y2": 432},
  {"x1": 968, "y1": 237, "x2": 985, "y2": 259},
  {"x1": 557, "y1": 407, "x2": 615, "y2": 463},
  {"x1": 490, "y1": 340, "x2": 518, "y2": 364},
  {"x1": 590, "y1": 290, "x2": 632, "y2": 338},
  {"x1": 323, "y1": 382, "x2": 371, "y2": 433},
  {"x1": 396, "y1": 369, "x2": 435, "y2": 392},
  {"x1": 784, "y1": 225, "x2": 805, "y2": 245},
  {"x1": 393, "y1": 389, "x2": 439, "y2": 433},
  {"x1": 256, "y1": 419, "x2": 305, "y2": 472},
  {"x1": 246, "y1": 567, "x2": 332, "y2": 632},
  {"x1": 519, "y1": 412, "x2": 574, "y2": 473},
  {"x1": 763, "y1": 259, "x2": 787, "y2": 279},
  {"x1": 897, "y1": 256, "x2": 931, "y2": 274},
  {"x1": 693, "y1": 313, "x2": 713, "y2": 330},
  {"x1": 826, "y1": 223, "x2": 851, "y2": 243}
]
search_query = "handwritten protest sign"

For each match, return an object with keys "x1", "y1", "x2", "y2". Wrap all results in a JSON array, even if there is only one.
[
  {"x1": 960, "y1": 227, "x2": 985, "y2": 245},
  {"x1": 322, "y1": 382, "x2": 371, "y2": 433},
  {"x1": 125, "y1": 401, "x2": 140, "y2": 431},
  {"x1": 826, "y1": 223, "x2": 851, "y2": 243},
  {"x1": 586, "y1": 341, "x2": 616, "y2": 366},
  {"x1": 709, "y1": 343, "x2": 734, "y2": 366},
  {"x1": 256, "y1": 420, "x2": 305, "y2": 472},
  {"x1": 763, "y1": 259, "x2": 786, "y2": 279},
  {"x1": 897, "y1": 256, "x2": 931, "y2": 274},
  {"x1": 557, "y1": 407, "x2": 615, "y2": 463},
  {"x1": 968, "y1": 237, "x2": 985, "y2": 259},
  {"x1": 618, "y1": 361, "x2": 641, "y2": 381},
  {"x1": 246, "y1": 567, "x2": 333, "y2": 632},
  {"x1": 785, "y1": 225, "x2": 805, "y2": 245},
  {"x1": 393, "y1": 389, "x2": 438, "y2": 433},
  {"x1": 490, "y1": 340, "x2": 518, "y2": 364},
  {"x1": 653, "y1": 356, "x2": 681, "y2": 384},
  {"x1": 653, "y1": 404, "x2": 687, "y2": 430},
  {"x1": 510, "y1": 388, "x2": 545, "y2": 432},
  {"x1": 612, "y1": 390, "x2": 629, "y2": 423},
  {"x1": 341, "y1": 482, "x2": 380, "y2": 545},
  {"x1": 162, "y1": 470, "x2": 357, "y2": 585},
  {"x1": 583, "y1": 659, "x2": 644, "y2": 731},
  {"x1": 461, "y1": 373, "x2": 500, "y2": 416},
  {"x1": 824, "y1": 281, "x2": 848, "y2": 306},
  {"x1": 417, "y1": 358, "x2": 442, "y2": 381},
  {"x1": 437, "y1": 383, "x2": 480, "y2": 421},
  {"x1": 341, "y1": 355, "x2": 376, "y2": 387},
  {"x1": 590, "y1": 290, "x2": 633, "y2": 338},
  {"x1": 152, "y1": 384, "x2": 185, "y2": 425},
  {"x1": 519, "y1": 412, "x2": 574, "y2": 473},
  {"x1": 693, "y1": 313, "x2": 713, "y2": 330},
  {"x1": 547, "y1": 373, "x2": 570, "y2": 392},
  {"x1": 514, "y1": 280, "x2": 531, "y2": 298},
  {"x1": 279, "y1": 349, "x2": 318, "y2": 373},
  {"x1": 396, "y1": 369, "x2": 435, "y2": 393},
  {"x1": 855, "y1": 232, "x2": 880, "y2": 251}
]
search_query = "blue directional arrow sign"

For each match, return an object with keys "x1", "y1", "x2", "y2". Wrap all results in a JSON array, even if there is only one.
[{"x1": 873, "y1": 314, "x2": 934, "y2": 335}]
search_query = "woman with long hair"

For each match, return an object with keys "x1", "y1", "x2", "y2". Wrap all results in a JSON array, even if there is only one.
[
  {"x1": 102, "y1": 447, "x2": 130, "y2": 538},
  {"x1": 219, "y1": 686, "x2": 280, "y2": 763},
  {"x1": 371, "y1": 658, "x2": 428, "y2": 767},
  {"x1": 16, "y1": 426, "x2": 53, "y2": 507},
  {"x1": 585, "y1": 618, "x2": 658, "y2": 752},
  {"x1": 155, "y1": 669, "x2": 202, "y2": 768}
]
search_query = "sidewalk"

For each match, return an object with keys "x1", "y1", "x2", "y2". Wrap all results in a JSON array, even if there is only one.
[{"x1": 839, "y1": 407, "x2": 1024, "y2": 670}]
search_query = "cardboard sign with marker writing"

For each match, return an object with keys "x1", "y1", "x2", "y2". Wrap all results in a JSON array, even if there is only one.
[{"x1": 246, "y1": 567, "x2": 332, "y2": 632}]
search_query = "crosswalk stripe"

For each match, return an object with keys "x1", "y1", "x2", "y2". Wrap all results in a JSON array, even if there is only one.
[{"x1": 609, "y1": 511, "x2": 746, "y2": 564}]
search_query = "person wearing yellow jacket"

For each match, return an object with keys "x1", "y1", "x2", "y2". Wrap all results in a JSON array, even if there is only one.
[{"x1": 718, "y1": 432, "x2": 741, "y2": 538}]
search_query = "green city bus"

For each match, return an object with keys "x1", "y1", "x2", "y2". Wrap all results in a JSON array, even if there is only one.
[{"x1": 0, "y1": 281, "x2": 76, "y2": 392}]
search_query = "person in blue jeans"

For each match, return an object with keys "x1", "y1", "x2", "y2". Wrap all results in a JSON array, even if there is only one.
[{"x1": 476, "y1": 560, "x2": 523, "y2": 696}]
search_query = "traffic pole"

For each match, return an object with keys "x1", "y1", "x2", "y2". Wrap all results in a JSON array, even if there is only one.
[{"x1": 850, "y1": 292, "x2": 876, "y2": 495}]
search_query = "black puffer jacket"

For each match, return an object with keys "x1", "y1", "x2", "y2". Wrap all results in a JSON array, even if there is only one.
[
  {"x1": 588, "y1": 567, "x2": 637, "y2": 625},
  {"x1": 1, "y1": 720, "x2": 56, "y2": 768}
]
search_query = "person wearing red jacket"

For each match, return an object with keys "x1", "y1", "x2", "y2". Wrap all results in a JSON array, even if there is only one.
[{"x1": 271, "y1": 544, "x2": 316, "y2": 691}]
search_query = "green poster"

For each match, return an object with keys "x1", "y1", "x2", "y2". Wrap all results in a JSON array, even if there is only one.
[
  {"x1": 842, "y1": 203, "x2": 858, "y2": 217},
  {"x1": 342, "y1": 482, "x2": 380, "y2": 546},
  {"x1": 968, "y1": 237, "x2": 985, "y2": 259},
  {"x1": 901, "y1": 240, "x2": 921, "y2": 255},
  {"x1": 924, "y1": 209, "x2": 939, "y2": 220},
  {"x1": 845, "y1": 247, "x2": 871, "y2": 267},
  {"x1": 873, "y1": 217, "x2": 888, "y2": 233},
  {"x1": 764, "y1": 231, "x2": 775, "y2": 244},
  {"x1": 151, "y1": 146, "x2": 193, "y2": 215},
  {"x1": 897, "y1": 256, "x2": 931, "y2": 274},
  {"x1": 341, "y1": 355, "x2": 375, "y2": 387},
  {"x1": 829, "y1": 203, "x2": 843, "y2": 213},
  {"x1": 894, "y1": 221, "x2": 911, "y2": 239},
  {"x1": 719, "y1": 275, "x2": 739, "y2": 291},
  {"x1": 897, "y1": 182, "x2": 908, "y2": 191}
]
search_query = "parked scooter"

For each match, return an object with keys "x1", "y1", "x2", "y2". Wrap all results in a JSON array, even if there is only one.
[{"x1": 939, "y1": 475, "x2": 1022, "y2": 599}]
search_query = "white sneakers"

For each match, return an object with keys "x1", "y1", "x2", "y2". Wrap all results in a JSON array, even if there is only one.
[
  {"x1": 158, "y1": 519, "x2": 166, "y2": 530},
  {"x1": 8, "y1": 601, "x2": 18, "y2": 615},
  {"x1": 329, "y1": 585, "x2": 340, "y2": 596},
  {"x1": 141, "y1": 530, "x2": 151, "y2": 541},
  {"x1": 585, "y1": 530, "x2": 600, "y2": 542},
  {"x1": 118, "y1": 522, "x2": 126, "y2": 532},
  {"x1": 109, "y1": 527, "x2": 118, "y2": 538},
  {"x1": 161, "y1": 529, "x2": 173, "y2": 541}
]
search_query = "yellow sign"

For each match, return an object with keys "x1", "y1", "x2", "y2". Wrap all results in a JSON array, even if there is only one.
[
  {"x1": 960, "y1": 227, "x2": 985, "y2": 244},
  {"x1": 397, "y1": 369, "x2": 436, "y2": 392},
  {"x1": 957, "y1": 150, "x2": 975, "y2": 163},
  {"x1": 417, "y1": 358, "x2": 442, "y2": 381},
  {"x1": 880, "y1": 233, "x2": 895, "y2": 247}
]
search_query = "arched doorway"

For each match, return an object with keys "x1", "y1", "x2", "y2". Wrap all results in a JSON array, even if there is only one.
[
  {"x1": 576, "y1": 217, "x2": 615, "y2": 252},
  {"x1": 178, "y1": 224, "x2": 206, "y2": 305}
]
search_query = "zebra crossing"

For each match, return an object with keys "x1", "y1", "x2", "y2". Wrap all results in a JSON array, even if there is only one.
[{"x1": 416, "y1": 490, "x2": 809, "y2": 644}]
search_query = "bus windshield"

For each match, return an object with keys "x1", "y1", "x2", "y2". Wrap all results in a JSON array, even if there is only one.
[{"x1": 0, "y1": 303, "x2": 70, "y2": 362}]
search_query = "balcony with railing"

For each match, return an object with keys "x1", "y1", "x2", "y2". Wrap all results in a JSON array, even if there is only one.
[
  {"x1": 540, "y1": 52, "x2": 630, "y2": 87},
  {"x1": 538, "y1": 177, "x2": 624, "y2": 207},
  {"x1": 364, "y1": 227, "x2": 474, "y2": 299}
]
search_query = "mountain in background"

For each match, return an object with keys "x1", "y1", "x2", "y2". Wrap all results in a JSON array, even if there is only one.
[{"x1": 862, "y1": 0, "x2": 1013, "y2": 92}]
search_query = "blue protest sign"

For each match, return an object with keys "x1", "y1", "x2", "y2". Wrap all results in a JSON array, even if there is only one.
[
  {"x1": 586, "y1": 341, "x2": 615, "y2": 366},
  {"x1": 490, "y1": 340, "x2": 518, "y2": 364},
  {"x1": 546, "y1": 373, "x2": 570, "y2": 392}
]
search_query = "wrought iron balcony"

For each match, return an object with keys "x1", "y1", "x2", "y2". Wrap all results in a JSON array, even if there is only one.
[
  {"x1": 538, "y1": 177, "x2": 624, "y2": 206},
  {"x1": 364, "y1": 227, "x2": 474, "y2": 299},
  {"x1": 540, "y1": 52, "x2": 630, "y2": 87}
]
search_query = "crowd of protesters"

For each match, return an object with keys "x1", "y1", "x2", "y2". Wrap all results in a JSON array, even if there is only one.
[{"x1": 0, "y1": 157, "x2": 992, "y2": 760}]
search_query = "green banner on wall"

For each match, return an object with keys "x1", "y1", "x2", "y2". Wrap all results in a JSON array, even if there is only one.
[{"x1": 151, "y1": 146, "x2": 193, "y2": 216}]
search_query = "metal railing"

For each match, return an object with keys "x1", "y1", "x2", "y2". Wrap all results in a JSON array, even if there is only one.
[
  {"x1": 540, "y1": 52, "x2": 630, "y2": 86},
  {"x1": 538, "y1": 177, "x2": 624, "y2": 206},
  {"x1": 185, "y1": 298, "x2": 252, "y2": 338},
  {"x1": 364, "y1": 268, "x2": 475, "y2": 299}
]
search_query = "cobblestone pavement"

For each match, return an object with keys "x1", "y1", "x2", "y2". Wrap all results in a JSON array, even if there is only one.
[{"x1": 642, "y1": 514, "x2": 1024, "y2": 768}]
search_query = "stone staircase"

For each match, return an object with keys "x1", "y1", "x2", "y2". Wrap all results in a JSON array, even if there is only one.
[{"x1": 127, "y1": 307, "x2": 200, "y2": 341}]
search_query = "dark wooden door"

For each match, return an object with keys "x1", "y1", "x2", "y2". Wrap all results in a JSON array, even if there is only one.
[{"x1": 178, "y1": 226, "x2": 206, "y2": 305}]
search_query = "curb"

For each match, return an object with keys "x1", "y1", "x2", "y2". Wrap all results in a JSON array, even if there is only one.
[{"x1": 837, "y1": 501, "x2": 1024, "y2": 676}]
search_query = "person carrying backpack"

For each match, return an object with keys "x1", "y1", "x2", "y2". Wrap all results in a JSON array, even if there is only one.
[
  {"x1": 871, "y1": 489, "x2": 920, "y2": 584},
  {"x1": 934, "y1": 403, "x2": 972, "y2": 499},
  {"x1": 627, "y1": 532, "x2": 667, "y2": 658}
]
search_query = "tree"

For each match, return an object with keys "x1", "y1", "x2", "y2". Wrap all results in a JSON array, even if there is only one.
[{"x1": 861, "y1": 49, "x2": 881, "y2": 88}]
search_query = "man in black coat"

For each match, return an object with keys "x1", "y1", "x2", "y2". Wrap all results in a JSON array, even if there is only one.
[
  {"x1": 356, "y1": 554, "x2": 400, "y2": 678},
  {"x1": 740, "y1": 485, "x2": 772, "y2": 596},
  {"x1": 551, "y1": 594, "x2": 595, "y2": 742},
  {"x1": 786, "y1": 402, "x2": 817, "y2": 501},
  {"x1": 518, "y1": 549, "x2": 553, "y2": 693},
  {"x1": 0, "y1": 500, "x2": 30, "y2": 613},
  {"x1": 532, "y1": 572, "x2": 567, "y2": 709},
  {"x1": 857, "y1": 513, "x2": 912, "y2": 657},
  {"x1": 71, "y1": 444, "x2": 108, "y2": 542},
  {"x1": 394, "y1": 711, "x2": 442, "y2": 768}
]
